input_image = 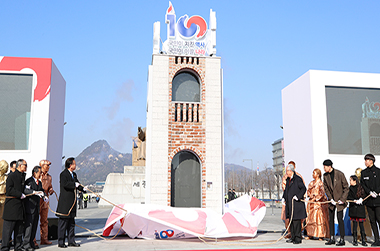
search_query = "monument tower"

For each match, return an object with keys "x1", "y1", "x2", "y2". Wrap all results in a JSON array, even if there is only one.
[{"x1": 145, "y1": 2, "x2": 224, "y2": 214}]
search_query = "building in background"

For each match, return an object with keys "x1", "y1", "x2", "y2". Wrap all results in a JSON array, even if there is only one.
[
  {"x1": 145, "y1": 3, "x2": 224, "y2": 214},
  {"x1": 272, "y1": 138, "x2": 284, "y2": 200},
  {"x1": 272, "y1": 138, "x2": 284, "y2": 173}
]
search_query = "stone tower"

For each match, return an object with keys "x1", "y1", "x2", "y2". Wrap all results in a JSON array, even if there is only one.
[{"x1": 145, "y1": 3, "x2": 224, "y2": 214}]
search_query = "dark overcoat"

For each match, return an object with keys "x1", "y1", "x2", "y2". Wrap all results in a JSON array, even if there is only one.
[
  {"x1": 56, "y1": 169, "x2": 83, "y2": 218},
  {"x1": 2, "y1": 170, "x2": 27, "y2": 221},
  {"x1": 347, "y1": 185, "x2": 366, "y2": 218},
  {"x1": 323, "y1": 168, "x2": 349, "y2": 211},
  {"x1": 360, "y1": 164, "x2": 380, "y2": 207},
  {"x1": 283, "y1": 173, "x2": 307, "y2": 220},
  {"x1": 24, "y1": 177, "x2": 44, "y2": 215}
]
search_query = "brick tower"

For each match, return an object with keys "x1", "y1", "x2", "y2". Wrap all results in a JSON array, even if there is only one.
[{"x1": 145, "y1": 3, "x2": 224, "y2": 214}]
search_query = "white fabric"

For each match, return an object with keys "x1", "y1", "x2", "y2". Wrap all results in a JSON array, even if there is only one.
[{"x1": 103, "y1": 195, "x2": 266, "y2": 239}]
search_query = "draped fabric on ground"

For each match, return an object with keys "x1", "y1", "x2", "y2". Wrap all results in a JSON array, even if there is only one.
[{"x1": 102, "y1": 195, "x2": 266, "y2": 239}]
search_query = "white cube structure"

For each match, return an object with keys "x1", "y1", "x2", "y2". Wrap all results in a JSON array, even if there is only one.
[
  {"x1": 0, "y1": 56, "x2": 66, "y2": 217},
  {"x1": 282, "y1": 70, "x2": 380, "y2": 186}
]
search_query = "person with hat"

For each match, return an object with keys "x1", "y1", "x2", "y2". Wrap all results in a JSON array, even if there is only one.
[
  {"x1": 39, "y1": 159, "x2": 54, "y2": 245},
  {"x1": 322, "y1": 159, "x2": 349, "y2": 246},
  {"x1": 360, "y1": 153, "x2": 380, "y2": 246}
]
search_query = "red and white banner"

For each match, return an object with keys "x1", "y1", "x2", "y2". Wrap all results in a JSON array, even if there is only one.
[{"x1": 103, "y1": 195, "x2": 266, "y2": 239}]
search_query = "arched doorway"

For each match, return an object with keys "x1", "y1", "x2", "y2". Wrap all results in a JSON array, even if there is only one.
[{"x1": 170, "y1": 151, "x2": 201, "y2": 207}]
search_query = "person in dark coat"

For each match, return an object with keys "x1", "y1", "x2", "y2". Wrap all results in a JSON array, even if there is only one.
[
  {"x1": 227, "y1": 189, "x2": 234, "y2": 202},
  {"x1": 360, "y1": 153, "x2": 380, "y2": 246},
  {"x1": 348, "y1": 175, "x2": 367, "y2": 246},
  {"x1": 322, "y1": 159, "x2": 348, "y2": 246},
  {"x1": 1, "y1": 159, "x2": 33, "y2": 251},
  {"x1": 56, "y1": 157, "x2": 85, "y2": 248},
  {"x1": 22, "y1": 166, "x2": 46, "y2": 251},
  {"x1": 282, "y1": 163, "x2": 307, "y2": 244}
]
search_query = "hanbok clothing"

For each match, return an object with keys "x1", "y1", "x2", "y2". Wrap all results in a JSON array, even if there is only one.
[{"x1": 305, "y1": 179, "x2": 330, "y2": 238}]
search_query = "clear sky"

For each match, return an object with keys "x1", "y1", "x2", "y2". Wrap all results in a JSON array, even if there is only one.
[{"x1": 2, "y1": 1, "x2": 380, "y2": 171}]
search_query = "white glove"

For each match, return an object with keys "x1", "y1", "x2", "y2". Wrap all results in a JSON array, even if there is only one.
[
  {"x1": 330, "y1": 199, "x2": 336, "y2": 205},
  {"x1": 21, "y1": 194, "x2": 26, "y2": 199},
  {"x1": 43, "y1": 196, "x2": 49, "y2": 203},
  {"x1": 338, "y1": 200, "x2": 344, "y2": 204},
  {"x1": 83, "y1": 186, "x2": 87, "y2": 192},
  {"x1": 370, "y1": 191, "x2": 377, "y2": 198},
  {"x1": 35, "y1": 191, "x2": 44, "y2": 198},
  {"x1": 281, "y1": 198, "x2": 286, "y2": 206},
  {"x1": 355, "y1": 198, "x2": 363, "y2": 205},
  {"x1": 292, "y1": 195, "x2": 298, "y2": 201},
  {"x1": 75, "y1": 182, "x2": 80, "y2": 188}
]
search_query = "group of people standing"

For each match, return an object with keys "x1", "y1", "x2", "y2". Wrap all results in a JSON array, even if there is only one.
[
  {"x1": 0, "y1": 157, "x2": 85, "y2": 250},
  {"x1": 282, "y1": 153, "x2": 380, "y2": 247}
]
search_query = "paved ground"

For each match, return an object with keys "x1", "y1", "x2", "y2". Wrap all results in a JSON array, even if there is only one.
[{"x1": 35, "y1": 202, "x2": 376, "y2": 250}]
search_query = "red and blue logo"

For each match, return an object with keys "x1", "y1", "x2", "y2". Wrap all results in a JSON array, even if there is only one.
[{"x1": 165, "y1": 2, "x2": 207, "y2": 40}]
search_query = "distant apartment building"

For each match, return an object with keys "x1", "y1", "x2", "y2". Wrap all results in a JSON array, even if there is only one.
[{"x1": 272, "y1": 138, "x2": 284, "y2": 173}]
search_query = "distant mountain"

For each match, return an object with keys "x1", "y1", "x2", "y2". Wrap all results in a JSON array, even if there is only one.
[
  {"x1": 73, "y1": 140, "x2": 132, "y2": 185},
  {"x1": 224, "y1": 163, "x2": 251, "y2": 173},
  {"x1": 71, "y1": 140, "x2": 255, "y2": 186}
]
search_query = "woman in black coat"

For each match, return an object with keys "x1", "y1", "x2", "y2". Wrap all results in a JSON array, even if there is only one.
[
  {"x1": 283, "y1": 164, "x2": 307, "y2": 244},
  {"x1": 348, "y1": 175, "x2": 367, "y2": 246}
]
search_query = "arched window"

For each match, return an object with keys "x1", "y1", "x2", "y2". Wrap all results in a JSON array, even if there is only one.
[
  {"x1": 172, "y1": 72, "x2": 200, "y2": 102},
  {"x1": 170, "y1": 151, "x2": 201, "y2": 207}
]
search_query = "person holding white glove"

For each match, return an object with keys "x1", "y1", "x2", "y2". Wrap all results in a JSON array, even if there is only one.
[
  {"x1": 22, "y1": 165, "x2": 46, "y2": 250},
  {"x1": 347, "y1": 175, "x2": 367, "y2": 246},
  {"x1": 1, "y1": 159, "x2": 29, "y2": 251},
  {"x1": 56, "y1": 157, "x2": 84, "y2": 248},
  {"x1": 322, "y1": 159, "x2": 348, "y2": 246},
  {"x1": 360, "y1": 153, "x2": 380, "y2": 246},
  {"x1": 283, "y1": 163, "x2": 306, "y2": 244}
]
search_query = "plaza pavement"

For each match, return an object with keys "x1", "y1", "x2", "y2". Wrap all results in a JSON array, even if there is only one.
[{"x1": 37, "y1": 202, "x2": 376, "y2": 250}]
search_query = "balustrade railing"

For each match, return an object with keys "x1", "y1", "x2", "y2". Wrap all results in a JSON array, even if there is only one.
[{"x1": 173, "y1": 102, "x2": 200, "y2": 122}]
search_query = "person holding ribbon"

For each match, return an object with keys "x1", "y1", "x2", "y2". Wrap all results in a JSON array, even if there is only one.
[
  {"x1": 347, "y1": 175, "x2": 367, "y2": 246},
  {"x1": 360, "y1": 153, "x2": 380, "y2": 246},
  {"x1": 322, "y1": 159, "x2": 348, "y2": 246},
  {"x1": 305, "y1": 168, "x2": 330, "y2": 240},
  {"x1": 39, "y1": 159, "x2": 54, "y2": 245},
  {"x1": 56, "y1": 157, "x2": 85, "y2": 248},
  {"x1": 22, "y1": 165, "x2": 47, "y2": 251},
  {"x1": 282, "y1": 163, "x2": 307, "y2": 244},
  {"x1": 1, "y1": 159, "x2": 32, "y2": 251}
]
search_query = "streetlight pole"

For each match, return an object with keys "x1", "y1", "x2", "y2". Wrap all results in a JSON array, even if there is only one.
[{"x1": 243, "y1": 159, "x2": 253, "y2": 196}]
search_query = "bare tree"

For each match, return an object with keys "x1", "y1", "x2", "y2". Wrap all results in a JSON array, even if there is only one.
[{"x1": 258, "y1": 163, "x2": 276, "y2": 199}]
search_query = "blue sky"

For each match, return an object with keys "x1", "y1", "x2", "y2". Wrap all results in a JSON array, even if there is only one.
[{"x1": 2, "y1": 1, "x2": 380, "y2": 171}]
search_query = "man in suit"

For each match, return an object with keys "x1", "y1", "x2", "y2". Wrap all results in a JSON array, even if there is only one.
[
  {"x1": 22, "y1": 166, "x2": 46, "y2": 251},
  {"x1": 56, "y1": 157, "x2": 85, "y2": 248},
  {"x1": 323, "y1": 159, "x2": 349, "y2": 246},
  {"x1": 282, "y1": 163, "x2": 307, "y2": 244},
  {"x1": 360, "y1": 153, "x2": 380, "y2": 246},
  {"x1": 1, "y1": 159, "x2": 33, "y2": 251}
]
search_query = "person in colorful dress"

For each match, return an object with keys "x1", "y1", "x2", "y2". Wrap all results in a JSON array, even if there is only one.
[{"x1": 305, "y1": 168, "x2": 330, "y2": 240}]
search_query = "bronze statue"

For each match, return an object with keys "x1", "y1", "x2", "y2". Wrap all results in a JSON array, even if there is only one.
[{"x1": 355, "y1": 168, "x2": 362, "y2": 180}]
